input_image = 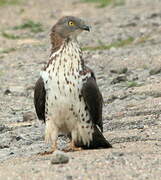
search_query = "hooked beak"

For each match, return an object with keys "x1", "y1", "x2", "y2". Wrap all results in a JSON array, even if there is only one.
[{"x1": 80, "y1": 25, "x2": 90, "y2": 32}]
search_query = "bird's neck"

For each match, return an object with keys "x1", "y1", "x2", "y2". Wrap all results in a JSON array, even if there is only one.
[
  {"x1": 50, "y1": 31, "x2": 81, "y2": 57},
  {"x1": 48, "y1": 37, "x2": 84, "y2": 75},
  {"x1": 50, "y1": 31, "x2": 65, "y2": 55}
]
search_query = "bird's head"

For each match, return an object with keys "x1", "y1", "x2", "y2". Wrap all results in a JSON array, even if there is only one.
[{"x1": 51, "y1": 16, "x2": 90, "y2": 39}]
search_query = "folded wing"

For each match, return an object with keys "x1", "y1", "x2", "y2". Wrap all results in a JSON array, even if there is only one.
[{"x1": 34, "y1": 77, "x2": 46, "y2": 122}]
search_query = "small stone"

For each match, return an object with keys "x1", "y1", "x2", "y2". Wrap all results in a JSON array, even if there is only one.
[
  {"x1": 106, "y1": 152, "x2": 124, "y2": 161},
  {"x1": 9, "y1": 152, "x2": 14, "y2": 155},
  {"x1": 15, "y1": 136, "x2": 22, "y2": 141},
  {"x1": 23, "y1": 111, "x2": 36, "y2": 122},
  {"x1": 149, "y1": 67, "x2": 161, "y2": 75},
  {"x1": 148, "y1": 12, "x2": 161, "y2": 19},
  {"x1": 0, "y1": 125, "x2": 10, "y2": 133},
  {"x1": 111, "y1": 75, "x2": 127, "y2": 84},
  {"x1": 26, "y1": 85, "x2": 35, "y2": 91},
  {"x1": 0, "y1": 145, "x2": 9, "y2": 149},
  {"x1": 110, "y1": 67, "x2": 128, "y2": 74},
  {"x1": 106, "y1": 95, "x2": 118, "y2": 104},
  {"x1": 140, "y1": 28, "x2": 147, "y2": 34},
  {"x1": 0, "y1": 125, "x2": 6, "y2": 132},
  {"x1": 51, "y1": 150, "x2": 69, "y2": 164},
  {"x1": 4, "y1": 89, "x2": 12, "y2": 95},
  {"x1": 66, "y1": 175, "x2": 73, "y2": 180}
]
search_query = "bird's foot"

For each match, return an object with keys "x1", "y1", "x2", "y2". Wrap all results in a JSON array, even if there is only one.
[
  {"x1": 64, "y1": 141, "x2": 82, "y2": 152},
  {"x1": 71, "y1": 146, "x2": 82, "y2": 152},
  {"x1": 64, "y1": 146, "x2": 82, "y2": 152}
]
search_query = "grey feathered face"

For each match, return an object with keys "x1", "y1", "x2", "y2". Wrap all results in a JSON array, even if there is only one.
[{"x1": 54, "y1": 16, "x2": 90, "y2": 38}]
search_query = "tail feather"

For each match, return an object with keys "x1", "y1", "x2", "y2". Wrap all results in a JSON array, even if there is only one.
[{"x1": 75, "y1": 126, "x2": 112, "y2": 149}]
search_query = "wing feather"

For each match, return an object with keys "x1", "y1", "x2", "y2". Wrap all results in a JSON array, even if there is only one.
[
  {"x1": 82, "y1": 67, "x2": 103, "y2": 132},
  {"x1": 34, "y1": 77, "x2": 46, "y2": 122}
]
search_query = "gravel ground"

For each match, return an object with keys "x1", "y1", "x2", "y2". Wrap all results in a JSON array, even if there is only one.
[{"x1": 0, "y1": 0, "x2": 161, "y2": 179}]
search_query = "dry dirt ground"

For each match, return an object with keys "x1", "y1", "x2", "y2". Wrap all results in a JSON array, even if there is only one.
[{"x1": 0, "y1": 0, "x2": 161, "y2": 179}]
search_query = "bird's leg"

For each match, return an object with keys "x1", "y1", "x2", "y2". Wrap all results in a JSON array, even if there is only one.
[
  {"x1": 69, "y1": 140, "x2": 82, "y2": 151},
  {"x1": 38, "y1": 118, "x2": 58, "y2": 155},
  {"x1": 67, "y1": 130, "x2": 82, "y2": 152},
  {"x1": 64, "y1": 140, "x2": 82, "y2": 152}
]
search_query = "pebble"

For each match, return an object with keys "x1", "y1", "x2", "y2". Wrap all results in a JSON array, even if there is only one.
[
  {"x1": 4, "y1": 89, "x2": 12, "y2": 95},
  {"x1": 0, "y1": 125, "x2": 10, "y2": 133},
  {"x1": 111, "y1": 75, "x2": 127, "y2": 84},
  {"x1": 110, "y1": 67, "x2": 128, "y2": 74},
  {"x1": 23, "y1": 111, "x2": 36, "y2": 122},
  {"x1": 149, "y1": 67, "x2": 161, "y2": 75},
  {"x1": 51, "y1": 150, "x2": 69, "y2": 165}
]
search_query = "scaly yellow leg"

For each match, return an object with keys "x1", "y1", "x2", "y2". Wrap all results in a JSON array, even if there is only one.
[{"x1": 64, "y1": 140, "x2": 82, "y2": 152}]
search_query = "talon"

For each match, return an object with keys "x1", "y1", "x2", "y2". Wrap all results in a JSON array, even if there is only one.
[
  {"x1": 71, "y1": 147, "x2": 82, "y2": 152},
  {"x1": 64, "y1": 147, "x2": 82, "y2": 152},
  {"x1": 64, "y1": 141, "x2": 82, "y2": 152}
]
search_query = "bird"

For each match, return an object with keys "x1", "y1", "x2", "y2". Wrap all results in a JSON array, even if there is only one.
[{"x1": 34, "y1": 16, "x2": 112, "y2": 153}]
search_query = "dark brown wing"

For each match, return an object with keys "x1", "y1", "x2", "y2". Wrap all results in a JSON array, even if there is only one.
[
  {"x1": 82, "y1": 67, "x2": 103, "y2": 132},
  {"x1": 34, "y1": 77, "x2": 46, "y2": 122},
  {"x1": 76, "y1": 67, "x2": 112, "y2": 148}
]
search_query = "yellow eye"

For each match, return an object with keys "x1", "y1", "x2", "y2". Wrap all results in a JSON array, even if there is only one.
[{"x1": 68, "y1": 21, "x2": 75, "y2": 26}]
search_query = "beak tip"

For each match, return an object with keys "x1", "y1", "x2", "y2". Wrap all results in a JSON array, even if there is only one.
[
  {"x1": 82, "y1": 25, "x2": 90, "y2": 32},
  {"x1": 87, "y1": 27, "x2": 90, "y2": 32}
]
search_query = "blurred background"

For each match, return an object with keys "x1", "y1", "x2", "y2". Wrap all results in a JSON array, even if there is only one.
[{"x1": 0, "y1": 0, "x2": 161, "y2": 179}]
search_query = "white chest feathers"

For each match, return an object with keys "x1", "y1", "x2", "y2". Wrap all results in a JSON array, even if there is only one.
[
  {"x1": 40, "y1": 40, "x2": 93, "y2": 146},
  {"x1": 42, "y1": 40, "x2": 83, "y2": 101}
]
